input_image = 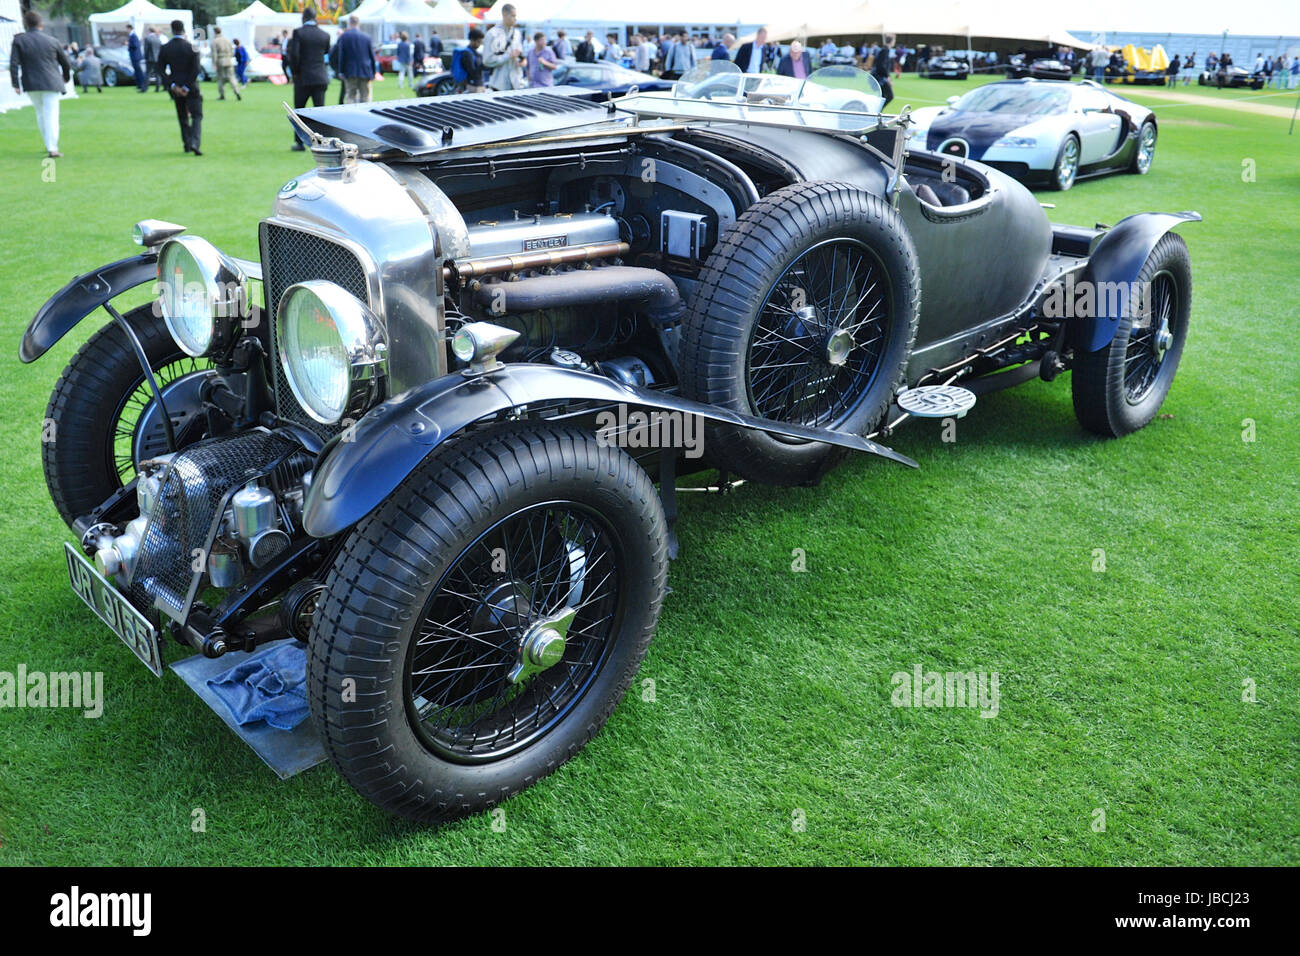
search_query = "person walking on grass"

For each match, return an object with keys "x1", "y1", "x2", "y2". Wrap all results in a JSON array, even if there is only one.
[
  {"x1": 159, "y1": 20, "x2": 203, "y2": 155},
  {"x1": 233, "y1": 39, "x2": 249, "y2": 86},
  {"x1": 287, "y1": 7, "x2": 332, "y2": 149},
  {"x1": 145, "y1": 27, "x2": 163, "y2": 92},
  {"x1": 396, "y1": 31, "x2": 412, "y2": 90},
  {"x1": 211, "y1": 27, "x2": 241, "y2": 101},
  {"x1": 336, "y1": 14, "x2": 377, "y2": 103},
  {"x1": 128, "y1": 26, "x2": 146, "y2": 91},
  {"x1": 9, "y1": 10, "x2": 71, "y2": 158}
]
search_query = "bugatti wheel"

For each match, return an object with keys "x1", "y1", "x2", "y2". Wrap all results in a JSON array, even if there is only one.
[
  {"x1": 1071, "y1": 233, "x2": 1191, "y2": 437},
  {"x1": 1131, "y1": 121, "x2": 1157, "y2": 174},
  {"x1": 307, "y1": 424, "x2": 668, "y2": 822},
  {"x1": 41, "y1": 304, "x2": 211, "y2": 528},
  {"x1": 679, "y1": 180, "x2": 919, "y2": 486},
  {"x1": 1052, "y1": 134, "x2": 1079, "y2": 191}
]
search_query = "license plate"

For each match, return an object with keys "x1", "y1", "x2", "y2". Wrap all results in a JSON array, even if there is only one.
[{"x1": 65, "y1": 543, "x2": 163, "y2": 677}]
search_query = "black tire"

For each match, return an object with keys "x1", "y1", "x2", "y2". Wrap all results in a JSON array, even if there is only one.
[
  {"x1": 102, "y1": 65, "x2": 119, "y2": 87},
  {"x1": 1051, "y1": 134, "x2": 1080, "y2": 190},
  {"x1": 1130, "y1": 120, "x2": 1157, "y2": 174},
  {"x1": 678, "y1": 180, "x2": 919, "y2": 486},
  {"x1": 1072, "y1": 233, "x2": 1192, "y2": 437},
  {"x1": 41, "y1": 304, "x2": 209, "y2": 528},
  {"x1": 307, "y1": 423, "x2": 668, "y2": 822},
  {"x1": 434, "y1": 76, "x2": 455, "y2": 96}
]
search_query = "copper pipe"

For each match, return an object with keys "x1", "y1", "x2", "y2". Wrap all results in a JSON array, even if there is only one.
[{"x1": 442, "y1": 241, "x2": 630, "y2": 281}]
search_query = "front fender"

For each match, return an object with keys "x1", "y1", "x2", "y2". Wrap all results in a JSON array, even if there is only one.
[
  {"x1": 303, "y1": 363, "x2": 918, "y2": 538},
  {"x1": 1072, "y1": 211, "x2": 1200, "y2": 353},
  {"x1": 20, "y1": 252, "x2": 158, "y2": 363}
]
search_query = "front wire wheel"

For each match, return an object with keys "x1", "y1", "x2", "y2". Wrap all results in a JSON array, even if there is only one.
[
  {"x1": 307, "y1": 424, "x2": 668, "y2": 821},
  {"x1": 42, "y1": 303, "x2": 211, "y2": 528}
]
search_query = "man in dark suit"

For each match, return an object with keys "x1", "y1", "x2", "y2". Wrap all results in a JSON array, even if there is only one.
[
  {"x1": 286, "y1": 7, "x2": 332, "y2": 150},
  {"x1": 158, "y1": 20, "x2": 203, "y2": 155},
  {"x1": 732, "y1": 27, "x2": 766, "y2": 74},
  {"x1": 335, "y1": 14, "x2": 377, "y2": 103},
  {"x1": 128, "y1": 28, "x2": 146, "y2": 91}
]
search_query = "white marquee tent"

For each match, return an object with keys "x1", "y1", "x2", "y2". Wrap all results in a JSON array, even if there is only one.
[
  {"x1": 360, "y1": 0, "x2": 477, "y2": 40},
  {"x1": 215, "y1": 1, "x2": 301, "y2": 51},
  {"x1": 756, "y1": 0, "x2": 1089, "y2": 48},
  {"x1": 88, "y1": 0, "x2": 193, "y2": 47}
]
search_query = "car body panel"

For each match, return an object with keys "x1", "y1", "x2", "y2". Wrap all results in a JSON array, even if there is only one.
[
  {"x1": 19, "y1": 253, "x2": 157, "y2": 364},
  {"x1": 1073, "y1": 211, "x2": 1202, "y2": 352},
  {"x1": 302, "y1": 363, "x2": 918, "y2": 538}
]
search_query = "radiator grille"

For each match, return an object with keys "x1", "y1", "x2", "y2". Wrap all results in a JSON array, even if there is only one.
[
  {"x1": 128, "y1": 430, "x2": 301, "y2": 624},
  {"x1": 259, "y1": 221, "x2": 370, "y2": 439},
  {"x1": 371, "y1": 92, "x2": 602, "y2": 135}
]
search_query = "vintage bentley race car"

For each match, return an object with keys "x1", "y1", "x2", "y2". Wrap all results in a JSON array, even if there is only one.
[{"x1": 21, "y1": 63, "x2": 1197, "y2": 821}]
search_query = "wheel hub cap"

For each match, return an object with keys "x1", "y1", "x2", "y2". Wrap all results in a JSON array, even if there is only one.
[
  {"x1": 508, "y1": 606, "x2": 576, "y2": 684},
  {"x1": 1154, "y1": 319, "x2": 1173, "y2": 358},
  {"x1": 825, "y1": 328, "x2": 855, "y2": 367}
]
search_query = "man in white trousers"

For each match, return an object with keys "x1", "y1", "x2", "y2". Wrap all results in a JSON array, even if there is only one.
[{"x1": 9, "y1": 10, "x2": 72, "y2": 158}]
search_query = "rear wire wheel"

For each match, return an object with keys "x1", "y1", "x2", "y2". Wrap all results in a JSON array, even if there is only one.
[
  {"x1": 1072, "y1": 233, "x2": 1192, "y2": 437},
  {"x1": 678, "y1": 181, "x2": 919, "y2": 486}
]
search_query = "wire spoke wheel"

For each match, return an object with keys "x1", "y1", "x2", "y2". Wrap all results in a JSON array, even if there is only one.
[
  {"x1": 109, "y1": 356, "x2": 211, "y2": 483},
  {"x1": 747, "y1": 238, "x2": 892, "y2": 430},
  {"x1": 1123, "y1": 269, "x2": 1176, "y2": 403},
  {"x1": 406, "y1": 500, "x2": 625, "y2": 763}
]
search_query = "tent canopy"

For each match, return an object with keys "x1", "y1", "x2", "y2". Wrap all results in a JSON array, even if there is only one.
[
  {"x1": 363, "y1": 0, "x2": 476, "y2": 24},
  {"x1": 215, "y1": 1, "x2": 301, "y2": 50},
  {"x1": 757, "y1": 0, "x2": 1089, "y2": 49},
  {"x1": 88, "y1": 0, "x2": 194, "y2": 46}
]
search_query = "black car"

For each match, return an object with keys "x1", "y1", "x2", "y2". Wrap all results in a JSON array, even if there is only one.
[
  {"x1": 919, "y1": 54, "x2": 970, "y2": 80},
  {"x1": 22, "y1": 65, "x2": 1197, "y2": 822},
  {"x1": 417, "y1": 60, "x2": 672, "y2": 97},
  {"x1": 1008, "y1": 56, "x2": 1074, "y2": 81},
  {"x1": 1198, "y1": 65, "x2": 1265, "y2": 90}
]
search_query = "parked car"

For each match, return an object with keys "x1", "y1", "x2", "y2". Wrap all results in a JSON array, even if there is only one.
[
  {"x1": 907, "y1": 78, "x2": 1159, "y2": 190},
  {"x1": 1007, "y1": 55, "x2": 1074, "y2": 81},
  {"x1": 918, "y1": 53, "x2": 970, "y2": 79},
  {"x1": 1198, "y1": 65, "x2": 1265, "y2": 89},
  {"x1": 22, "y1": 63, "x2": 1196, "y2": 822},
  {"x1": 95, "y1": 45, "x2": 134, "y2": 87},
  {"x1": 416, "y1": 59, "x2": 672, "y2": 97},
  {"x1": 98, "y1": 43, "x2": 213, "y2": 85}
]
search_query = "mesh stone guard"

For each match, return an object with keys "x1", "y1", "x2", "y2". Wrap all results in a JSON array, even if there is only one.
[{"x1": 128, "y1": 429, "x2": 303, "y2": 625}]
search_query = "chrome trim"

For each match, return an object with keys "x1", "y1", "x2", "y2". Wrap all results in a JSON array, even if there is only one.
[
  {"x1": 156, "y1": 235, "x2": 248, "y2": 357},
  {"x1": 133, "y1": 219, "x2": 186, "y2": 248},
  {"x1": 267, "y1": 158, "x2": 447, "y2": 395}
]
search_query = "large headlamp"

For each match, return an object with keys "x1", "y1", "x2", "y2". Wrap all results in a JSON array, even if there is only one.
[
  {"x1": 277, "y1": 280, "x2": 387, "y2": 425},
  {"x1": 156, "y1": 236, "x2": 247, "y2": 357}
]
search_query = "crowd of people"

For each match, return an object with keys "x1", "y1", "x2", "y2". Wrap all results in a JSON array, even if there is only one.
[{"x1": 12, "y1": 3, "x2": 1299, "y2": 161}]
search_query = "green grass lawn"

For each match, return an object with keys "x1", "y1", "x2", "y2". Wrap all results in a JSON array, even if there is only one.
[{"x1": 0, "y1": 72, "x2": 1296, "y2": 865}]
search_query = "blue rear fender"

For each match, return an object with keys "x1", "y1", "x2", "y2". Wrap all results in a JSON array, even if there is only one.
[{"x1": 1070, "y1": 211, "x2": 1200, "y2": 353}]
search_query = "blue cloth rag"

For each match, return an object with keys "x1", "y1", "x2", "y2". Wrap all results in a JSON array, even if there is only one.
[{"x1": 206, "y1": 640, "x2": 310, "y2": 731}]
